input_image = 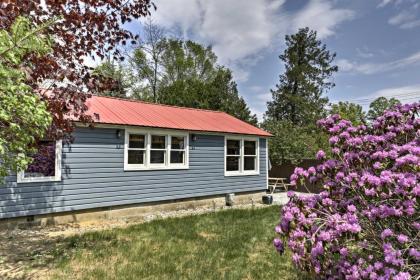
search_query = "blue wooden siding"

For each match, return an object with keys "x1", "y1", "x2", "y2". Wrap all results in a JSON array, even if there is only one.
[{"x1": 0, "y1": 127, "x2": 267, "y2": 219}]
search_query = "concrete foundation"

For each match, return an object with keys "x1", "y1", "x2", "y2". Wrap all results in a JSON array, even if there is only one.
[{"x1": 0, "y1": 191, "x2": 266, "y2": 228}]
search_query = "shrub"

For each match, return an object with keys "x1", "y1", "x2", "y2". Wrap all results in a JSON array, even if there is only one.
[{"x1": 274, "y1": 103, "x2": 419, "y2": 279}]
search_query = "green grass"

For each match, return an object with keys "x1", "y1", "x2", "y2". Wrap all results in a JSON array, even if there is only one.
[{"x1": 48, "y1": 206, "x2": 305, "y2": 280}]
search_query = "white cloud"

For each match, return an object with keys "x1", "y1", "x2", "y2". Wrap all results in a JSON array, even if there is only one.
[
  {"x1": 372, "y1": 84, "x2": 420, "y2": 99},
  {"x1": 150, "y1": 0, "x2": 354, "y2": 81},
  {"x1": 400, "y1": 19, "x2": 420, "y2": 29},
  {"x1": 337, "y1": 51, "x2": 420, "y2": 74},
  {"x1": 332, "y1": 84, "x2": 420, "y2": 111},
  {"x1": 377, "y1": 0, "x2": 406, "y2": 8},
  {"x1": 151, "y1": 0, "x2": 287, "y2": 82},
  {"x1": 388, "y1": 10, "x2": 415, "y2": 25},
  {"x1": 356, "y1": 47, "x2": 374, "y2": 58},
  {"x1": 291, "y1": 0, "x2": 354, "y2": 39},
  {"x1": 388, "y1": 9, "x2": 420, "y2": 29},
  {"x1": 385, "y1": 2, "x2": 420, "y2": 29},
  {"x1": 378, "y1": 0, "x2": 396, "y2": 8}
]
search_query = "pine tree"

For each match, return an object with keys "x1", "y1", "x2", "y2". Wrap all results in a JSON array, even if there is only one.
[{"x1": 266, "y1": 27, "x2": 338, "y2": 126}]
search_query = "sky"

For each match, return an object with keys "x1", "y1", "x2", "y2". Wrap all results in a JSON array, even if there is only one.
[{"x1": 127, "y1": 0, "x2": 420, "y2": 120}]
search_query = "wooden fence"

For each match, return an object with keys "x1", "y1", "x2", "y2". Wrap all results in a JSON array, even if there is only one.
[{"x1": 269, "y1": 159, "x2": 323, "y2": 193}]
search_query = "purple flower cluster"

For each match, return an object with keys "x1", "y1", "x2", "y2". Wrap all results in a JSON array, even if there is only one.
[{"x1": 274, "y1": 103, "x2": 420, "y2": 279}]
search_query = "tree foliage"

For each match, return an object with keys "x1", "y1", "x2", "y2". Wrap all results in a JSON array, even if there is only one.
[
  {"x1": 264, "y1": 28, "x2": 337, "y2": 164},
  {"x1": 330, "y1": 101, "x2": 366, "y2": 126},
  {"x1": 263, "y1": 120, "x2": 329, "y2": 164},
  {"x1": 0, "y1": 17, "x2": 52, "y2": 180},
  {"x1": 0, "y1": 0, "x2": 153, "y2": 140},
  {"x1": 266, "y1": 27, "x2": 338, "y2": 125},
  {"x1": 129, "y1": 19, "x2": 166, "y2": 102},
  {"x1": 92, "y1": 60, "x2": 128, "y2": 97},
  {"x1": 129, "y1": 38, "x2": 257, "y2": 125},
  {"x1": 368, "y1": 97, "x2": 401, "y2": 121},
  {"x1": 274, "y1": 103, "x2": 419, "y2": 279}
]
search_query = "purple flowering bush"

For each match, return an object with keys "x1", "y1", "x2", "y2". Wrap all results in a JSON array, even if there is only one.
[{"x1": 274, "y1": 103, "x2": 419, "y2": 279}]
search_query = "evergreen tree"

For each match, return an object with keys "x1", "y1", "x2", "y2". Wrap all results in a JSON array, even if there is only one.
[
  {"x1": 263, "y1": 28, "x2": 337, "y2": 164},
  {"x1": 266, "y1": 27, "x2": 338, "y2": 125}
]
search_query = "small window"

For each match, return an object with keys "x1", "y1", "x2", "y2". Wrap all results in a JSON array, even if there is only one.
[
  {"x1": 128, "y1": 134, "x2": 146, "y2": 165},
  {"x1": 225, "y1": 138, "x2": 259, "y2": 176},
  {"x1": 17, "y1": 140, "x2": 62, "y2": 183},
  {"x1": 226, "y1": 140, "x2": 240, "y2": 171},
  {"x1": 150, "y1": 135, "x2": 166, "y2": 164},
  {"x1": 170, "y1": 136, "x2": 186, "y2": 164},
  {"x1": 244, "y1": 140, "x2": 257, "y2": 171}
]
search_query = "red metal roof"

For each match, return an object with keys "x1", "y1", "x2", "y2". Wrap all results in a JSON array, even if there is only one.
[{"x1": 84, "y1": 95, "x2": 271, "y2": 137}]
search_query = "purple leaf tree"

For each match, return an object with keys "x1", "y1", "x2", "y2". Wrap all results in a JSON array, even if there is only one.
[{"x1": 26, "y1": 142, "x2": 56, "y2": 177}]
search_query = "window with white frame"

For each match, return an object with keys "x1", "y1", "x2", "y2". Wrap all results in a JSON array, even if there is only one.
[
  {"x1": 17, "y1": 140, "x2": 62, "y2": 183},
  {"x1": 244, "y1": 140, "x2": 257, "y2": 171},
  {"x1": 125, "y1": 130, "x2": 189, "y2": 170},
  {"x1": 226, "y1": 139, "x2": 241, "y2": 172},
  {"x1": 170, "y1": 136, "x2": 187, "y2": 164},
  {"x1": 225, "y1": 137, "x2": 259, "y2": 176},
  {"x1": 150, "y1": 135, "x2": 167, "y2": 165},
  {"x1": 127, "y1": 134, "x2": 146, "y2": 166}
]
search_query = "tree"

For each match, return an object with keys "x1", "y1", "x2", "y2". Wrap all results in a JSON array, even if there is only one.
[
  {"x1": 367, "y1": 97, "x2": 401, "y2": 121},
  {"x1": 130, "y1": 38, "x2": 257, "y2": 124},
  {"x1": 0, "y1": 17, "x2": 53, "y2": 180},
  {"x1": 263, "y1": 28, "x2": 337, "y2": 163},
  {"x1": 274, "y1": 104, "x2": 419, "y2": 279},
  {"x1": 128, "y1": 19, "x2": 166, "y2": 102},
  {"x1": 0, "y1": 1, "x2": 153, "y2": 140},
  {"x1": 211, "y1": 69, "x2": 258, "y2": 125},
  {"x1": 262, "y1": 120, "x2": 329, "y2": 164},
  {"x1": 92, "y1": 59, "x2": 128, "y2": 97},
  {"x1": 266, "y1": 27, "x2": 338, "y2": 125},
  {"x1": 330, "y1": 101, "x2": 366, "y2": 125}
]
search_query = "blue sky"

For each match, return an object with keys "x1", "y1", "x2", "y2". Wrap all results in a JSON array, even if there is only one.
[{"x1": 131, "y1": 0, "x2": 420, "y2": 119}]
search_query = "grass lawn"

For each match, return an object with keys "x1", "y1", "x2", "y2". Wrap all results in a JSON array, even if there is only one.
[{"x1": 47, "y1": 206, "x2": 307, "y2": 280}]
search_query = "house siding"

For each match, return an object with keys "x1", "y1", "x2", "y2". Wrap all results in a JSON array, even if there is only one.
[{"x1": 0, "y1": 127, "x2": 267, "y2": 219}]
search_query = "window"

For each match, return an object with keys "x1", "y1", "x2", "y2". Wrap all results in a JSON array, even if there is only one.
[
  {"x1": 244, "y1": 141, "x2": 257, "y2": 171},
  {"x1": 150, "y1": 135, "x2": 166, "y2": 164},
  {"x1": 170, "y1": 136, "x2": 186, "y2": 164},
  {"x1": 124, "y1": 130, "x2": 189, "y2": 170},
  {"x1": 17, "y1": 140, "x2": 62, "y2": 183},
  {"x1": 128, "y1": 134, "x2": 146, "y2": 165},
  {"x1": 226, "y1": 140, "x2": 240, "y2": 171},
  {"x1": 225, "y1": 137, "x2": 259, "y2": 176}
]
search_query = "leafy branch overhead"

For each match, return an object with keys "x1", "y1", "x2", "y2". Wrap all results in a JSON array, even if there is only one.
[
  {"x1": 0, "y1": 0, "x2": 154, "y2": 140},
  {"x1": 0, "y1": 17, "x2": 53, "y2": 180}
]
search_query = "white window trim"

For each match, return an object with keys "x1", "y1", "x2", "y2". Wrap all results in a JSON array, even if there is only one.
[
  {"x1": 17, "y1": 140, "x2": 62, "y2": 184},
  {"x1": 149, "y1": 134, "x2": 168, "y2": 168},
  {"x1": 124, "y1": 129, "x2": 189, "y2": 171},
  {"x1": 224, "y1": 136, "x2": 259, "y2": 176},
  {"x1": 169, "y1": 135, "x2": 188, "y2": 167},
  {"x1": 126, "y1": 133, "x2": 147, "y2": 169}
]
